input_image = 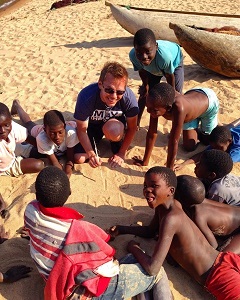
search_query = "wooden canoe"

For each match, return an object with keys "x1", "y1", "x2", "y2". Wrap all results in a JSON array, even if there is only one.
[
  {"x1": 169, "y1": 23, "x2": 240, "y2": 78},
  {"x1": 105, "y1": 1, "x2": 240, "y2": 44}
]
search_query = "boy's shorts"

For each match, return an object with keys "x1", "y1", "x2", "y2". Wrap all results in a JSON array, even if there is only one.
[
  {"x1": 0, "y1": 156, "x2": 23, "y2": 177},
  {"x1": 205, "y1": 251, "x2": 240, "y2": 300},
  {"x1": 183, "y1": 88, "x2": 219, "y2": 134}
]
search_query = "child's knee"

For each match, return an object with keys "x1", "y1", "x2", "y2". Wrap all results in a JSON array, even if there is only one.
[{"x1": 183, "y1": 140, "x2": 198, "y2": 152}]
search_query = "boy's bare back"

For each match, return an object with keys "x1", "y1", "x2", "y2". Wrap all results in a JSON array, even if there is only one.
[
  {"x1": 194, "y1": 199, "x2": 240, "y2": 236},
  {"x1": 163, "y1": 91, "x2": 209, "y2": 123},
  {"x1": 155, "y1": 200, "x2": 218, "y2": 285}
]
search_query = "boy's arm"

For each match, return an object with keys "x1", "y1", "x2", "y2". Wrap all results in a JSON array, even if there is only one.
[
  {"x1": 133, "y1": 116, "x2": 158, "y2": 166},
  {"x1": 108, "y1": 212, "x2": 159, "y2": 240},
  {"x1": 48, "y1": 154, "x2": 63, "y2": 170},
  {"x1": 25, "y1": 135, "x2": 37, "y2": 147},
  {"x1": 226, "y1": 118, "x2": 240, "y2": 129},
  {"x1": 65, "y1": 147, "x2": 75, "y2": 177},
  {"x1": 174, "y1": 150, "x2": 204, "y2": 171},
  {"x1": 167, "y1": 104, "x2": 185, "y2": 169},
  {"x1": 165, "y1": 73, "x2": 175, "y2": 90},
  {"x1": 138, "y1": 69, "x2": 149, "y2": 95},
  {"x1": 128, "y1": 214, "x2": 177, "y2": 275},
  {"x1": 76, "y1": 120, "x2": 101, "y2": 168}
]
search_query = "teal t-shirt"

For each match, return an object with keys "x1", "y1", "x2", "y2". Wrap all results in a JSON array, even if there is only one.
[{"x1": 129, "y1": 40, "x2": 182, "y2": 76}]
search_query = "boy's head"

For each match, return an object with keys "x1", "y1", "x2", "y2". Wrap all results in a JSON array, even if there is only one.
[
  {"x1": 194, "y1": 149, "x2": 233, "y2": 182},
  {"x1": 35, "y1": 166, "x2": 70, "y2": 208},
  {"x1": 43, "y1": 110, "x2": 66, "y2": 146},
  {"x1": 133, "y1": 28, "x2": 157, "y2": 66},
  {"x1": 144, "y1": 166, "x2": 177, "y2": 209},
  {"x1": 146, "y1": 83, "x2": 175, "y2": 118},
  {"x1": 209, "y1": 125, "x2": 232, "y2": 152},
  {"x1": 98, "y1": 62, "x2": 128, "y2": 108},
  {"x1": 175, "y1": 175, "x2": 205, "y2": 208},
  {"x1": 0, "y1": 103, "x2": 12, "y2": 141}
]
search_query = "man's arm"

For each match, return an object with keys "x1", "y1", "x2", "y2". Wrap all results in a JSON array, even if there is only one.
[
  {"x1": 76, "y1": 119, "x2": 101, "y2": 168},
  {"x1": 109, "y1": 116, "x2": 137, "y2": 168},
  {"x1": 133, "y1": 116, "x2": 158, "y2": 166},
  {"x1": 166, "y1": 104, "x2": 185, "y2": 169},
  {"x1": 48, "y1": 154, "x2": 63, "y2": 169},
  {"x1": 226, "y1": 118, "x2": 240, "y2": 129}
]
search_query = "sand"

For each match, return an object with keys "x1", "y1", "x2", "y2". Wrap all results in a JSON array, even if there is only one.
[{"x1": 0, "y1": 0, "x2": 239, "y2": 299}]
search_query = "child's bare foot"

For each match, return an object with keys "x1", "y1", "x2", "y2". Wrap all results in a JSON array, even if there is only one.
[{"x1": 10, "y1": 99, "x2": 20, "y2": 115}]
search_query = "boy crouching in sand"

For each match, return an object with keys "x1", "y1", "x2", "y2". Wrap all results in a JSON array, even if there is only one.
[
  {"x1": 0, "y1": 102, "x2": 44, "y2": 177},
  {"x1": 24, "y1": 166, "x2": 172, "y2": 300},
  {"x1": 109, "y1": 166, "x2": 240, "y2": 300}
]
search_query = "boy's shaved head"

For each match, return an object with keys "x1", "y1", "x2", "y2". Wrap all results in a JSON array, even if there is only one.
[
  {"x1": 148, "y1": 83, "x2": 175, "y2": 107},
  {"x1": 35, "y1": 166, "x2": 70, "y2": 208},
  {"x1": 176, "y1": 175, "x2": 205, "y2": 207},
  {"x1": 133, "y1": 28, "x2": 156, "y2": 46},
  {"x1": 201, "y1": 149, "x2": 233, "y2": 178},
  {"x1": 210, "y1": 125, "x2": 232, "y2": 144},
  {"x1": 43, "y1": 110, "x2": 65, "y2": 128},
  {"x1": 146, "y1": 166, "x2": 177, "y2": 188},
  {"x1": 0, "y1": 103, "x2": 11, "y2": 118}
]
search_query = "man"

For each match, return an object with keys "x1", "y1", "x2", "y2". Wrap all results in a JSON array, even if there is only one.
[{"x1": 74, "y1": 62, "x2": 139, "y2": 168}]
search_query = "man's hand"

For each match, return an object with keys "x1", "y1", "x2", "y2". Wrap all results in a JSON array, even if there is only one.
[
  {"x1": 2, "y1": 265, "x2": 32, "y2": 283},
  {"x1": 108, "y1": 153, "x2": 124, "y2": 168},
  {"x1": 132, "y1": 156, "x2": 148, "y2": 166},
  {"x1": 88, "y1": 154, "x2": 102, "y2": 168},
  {"x1": 106, "y1": 225, "x2": 120, "y2": 241}
]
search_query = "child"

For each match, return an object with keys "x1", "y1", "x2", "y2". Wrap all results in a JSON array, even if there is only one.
[
  {"x1": 176, "y1": 175, "x2": 240, "y2": 253},
  {"x1": 129, "y1": 28, "x2": 184, "y2": 127},
  {"x1": 11, "y1": 100, "x2": 87, "y2": 177},
  {"x1": 132, "y1": 83, "x2": 219, "y2": 169},
  {"x1": 24, "y1": 166, "x2": 172, "y2": 300},
  {"x1": 174, "y1": 118, "x2": 240, "y2": 170},
  {"x1": 194, "y1": 149, "x2": 240, "y2": 206},
  {"x1": 109, "y1": 166, "x2": 240, "y2": 300},
  {"x1": 0, "y1": 102, "x2": 44, "y2": 177}
]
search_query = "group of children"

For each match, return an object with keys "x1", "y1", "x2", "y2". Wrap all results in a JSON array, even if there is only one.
[{"x1": 0, "y1": 27, "x2": 240, "y2": 299}]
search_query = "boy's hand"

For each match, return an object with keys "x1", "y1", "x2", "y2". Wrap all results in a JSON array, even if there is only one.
[
  {"x1": 2, "y1": 265, "x2": 32, "y2": 283},
  {"x1": 127, "y1": 240, "x2": 140, "y2": 253},
  {"x1": 132, "y1": 156, "x2": 147, "y2": 166},
  {"x1": 173, "y1": 162, "x2": 184, "y2": 171},
  {"x1": 107, "y1": 226, "x2": 120, "y2": 241}
]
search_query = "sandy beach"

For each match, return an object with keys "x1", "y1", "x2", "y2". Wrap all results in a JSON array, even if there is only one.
[{"x1": 0, "y1": 0, "x2": 239, "y2": 299}]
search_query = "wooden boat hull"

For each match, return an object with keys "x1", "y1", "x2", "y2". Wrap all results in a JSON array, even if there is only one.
[
  {"x1": 106, "y1": 2, "x2": 240, "y2": 44},
  {"x1": 170, "y1": 23, "x2": 240, "y2": 78}
]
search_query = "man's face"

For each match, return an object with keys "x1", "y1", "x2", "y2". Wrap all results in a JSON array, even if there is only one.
[
  {"x1": 98, "y1": 73, "x2": 127, "y2": 108},
  {"x1": 45, "y1": 123, "x2": 65, "y2": 146},
  {"x1": 146, "y1": 95, "x2": 167, "y2": 118},
  {"x1": 0, "y1": 115, "x2": 12, "y2": 141},
  {"x1": 135, "y1": 41, "x2": 157, "y2": 66},
  {"x1": 143, "y1": 173, "x2": 173, "y2": 209}
]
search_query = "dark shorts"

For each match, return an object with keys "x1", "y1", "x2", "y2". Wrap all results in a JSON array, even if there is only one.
[{"x1": 75, "y1": 118, "x2": 126, "y2": 154}]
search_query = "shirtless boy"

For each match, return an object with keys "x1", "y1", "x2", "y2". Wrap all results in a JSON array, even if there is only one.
[
  {"x1": 109, "y1": 166, "x2": 240, "y2": 299},
  {"x1": 133, "y1": 83, "x2": 219, "y2": 169},
  {"x1": 176, "y1": 175, "x2": 240, "y2": 253}
]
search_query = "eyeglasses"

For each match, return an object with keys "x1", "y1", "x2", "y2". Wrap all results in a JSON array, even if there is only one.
[{"x1": 103, "y1": 86, "x2": 125, "y2": 96}]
